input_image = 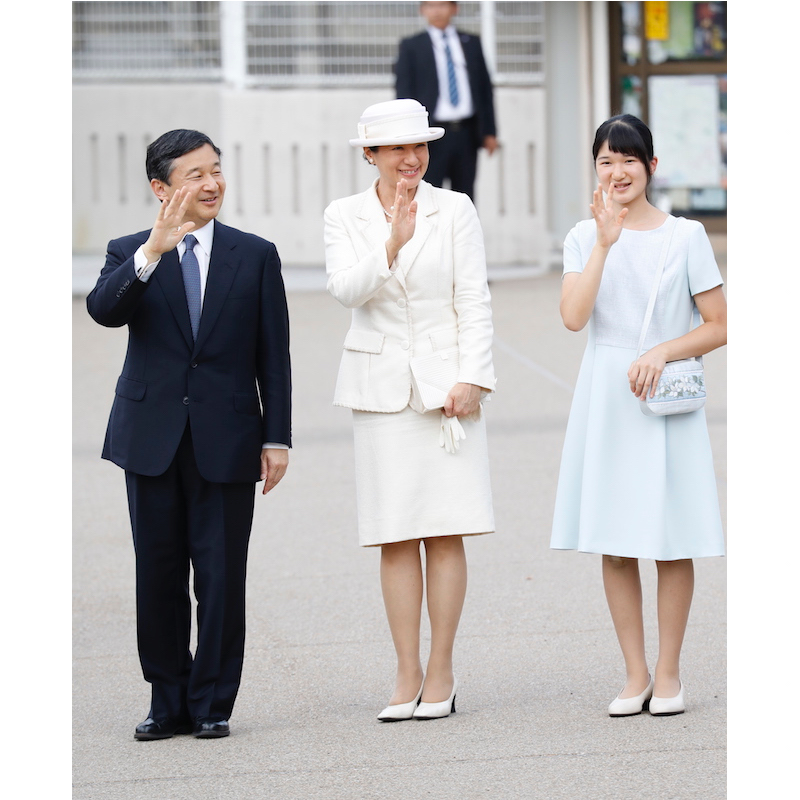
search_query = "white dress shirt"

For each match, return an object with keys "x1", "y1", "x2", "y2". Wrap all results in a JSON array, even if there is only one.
[
  {"x1": 134, "y1": 219, "x2": 214, "y2": 307},
  {"x1": 132, "y1": 220, "x2": 287, "y2": 451},
  {"x1": 427, "y1": 24, "x2": 474, "y2": 122}
]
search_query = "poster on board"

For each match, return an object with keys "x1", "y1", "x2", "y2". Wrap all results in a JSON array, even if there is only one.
[{"x1": 649, "y1": 74, "x2": 721, "y2": 189}]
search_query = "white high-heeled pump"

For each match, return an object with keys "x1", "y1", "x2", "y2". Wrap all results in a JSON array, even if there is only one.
[
  {"x1": 649, "y1": 682, "x2": 685, "y2": 716},
  {"x1": 608, "y1": 675, "x2": 654, "y2": 717},
  {"x1": 413, "y1": 678, "x2": 458, "y2": 720},
  {"x1": 377, "y1": 682, "x2": 424, "y2": 722}
]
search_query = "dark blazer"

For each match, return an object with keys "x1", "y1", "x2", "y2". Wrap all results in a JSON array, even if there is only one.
[
  {"x1": 87, "y1": 221, "x2": 292, "y2": 484},
  {"x1": 395, "y1": 29, "x2": 496, "y2": 141}
]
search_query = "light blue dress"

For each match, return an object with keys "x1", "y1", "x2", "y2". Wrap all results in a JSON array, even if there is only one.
[{"x1": 550, "y1": 215, "x2": 725, "y2": 560}]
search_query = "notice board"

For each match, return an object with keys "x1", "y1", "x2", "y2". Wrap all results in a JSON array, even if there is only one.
[{"x1": 648, "y1": 74, "x2": 721, "y2": 188}]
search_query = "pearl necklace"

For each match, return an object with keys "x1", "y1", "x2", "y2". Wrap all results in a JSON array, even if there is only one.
[{"x1": 375, "y1": 189, "x2": 395, "y2": 219}]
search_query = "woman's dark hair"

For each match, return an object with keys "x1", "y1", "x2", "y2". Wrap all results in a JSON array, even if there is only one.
[
  {"x1": 146, "y1": 129, "x2": 222, "y2": 184},
  {"x1": 592, "y1": 114, "x2": 655, "y2": 183}
]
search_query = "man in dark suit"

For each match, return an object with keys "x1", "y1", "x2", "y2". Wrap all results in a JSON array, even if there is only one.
[
  {"x1": 87, "y1": 129, "x2": 292, "y2": 741},
  {"x1": 395, "y1": 1, "x2": 498, "y2": 200}
]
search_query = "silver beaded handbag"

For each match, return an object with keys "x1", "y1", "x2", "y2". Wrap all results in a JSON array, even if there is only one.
[{"x1": 636, "y1": 216, "x2": 706, "y2": 417}]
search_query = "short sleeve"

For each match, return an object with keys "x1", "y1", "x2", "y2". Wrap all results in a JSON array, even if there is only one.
[
  {"x1": 686, "y1": 220, "x2": 723, "y2": 297},
  {"x1": 562, "y1": 224, "x2": 586, "y2": 276}
]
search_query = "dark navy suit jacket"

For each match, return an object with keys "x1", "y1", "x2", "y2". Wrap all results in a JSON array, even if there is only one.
[
  {"x1": 87, "y1": 221, "x2": 292, "y2": 484},
  {"x1": 395, "y1": 29, "x2": 497, "y2": 142}
]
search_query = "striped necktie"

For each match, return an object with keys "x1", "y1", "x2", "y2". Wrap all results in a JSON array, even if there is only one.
[
  {"x1": 180, "y1": 234, "x2": 201, "y2": 340},
  {"x1": 442, "y1": 32, "x2": 459, "y2": 106}
]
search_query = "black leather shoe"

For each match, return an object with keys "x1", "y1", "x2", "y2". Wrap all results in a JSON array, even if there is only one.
[
  {"x1": 134, "y1": 717, "x2": 193, "y2": 741},
  {"x1": 193, "y1": 720, "x2": 230, "y2": 738}
]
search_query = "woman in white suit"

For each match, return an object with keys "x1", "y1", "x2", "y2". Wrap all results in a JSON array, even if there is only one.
[{"x1": 324, "y1": 99, "x2": 496, "y2": 721}]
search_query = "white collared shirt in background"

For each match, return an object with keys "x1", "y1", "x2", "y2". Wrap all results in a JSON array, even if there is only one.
[{"x1": 426, "y1": 24, "x2": 474, "y2": 122}]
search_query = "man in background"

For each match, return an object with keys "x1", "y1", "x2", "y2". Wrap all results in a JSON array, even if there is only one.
[{"x1": 395, "y1": 1, "x2": 498, "y2": 201}]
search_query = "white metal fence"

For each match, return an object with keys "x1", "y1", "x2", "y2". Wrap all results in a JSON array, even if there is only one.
[
  {"x1": 72, "y1": 1, "x2": 551, "y2": 266},
  {"x1": 72, "y1": 1, "x2": 224, "y2": 80},
  {"x1": 72, "y1": 1, "x2": 545, "y2": 86}
]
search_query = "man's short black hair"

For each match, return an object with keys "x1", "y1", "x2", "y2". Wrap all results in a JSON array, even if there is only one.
[{"x1": 146, "y1": 129, "x2": 222, "y2": 184}]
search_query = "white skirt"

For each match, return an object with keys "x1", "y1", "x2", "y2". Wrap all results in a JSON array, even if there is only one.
[{"x1": 352, "y1": 406, "x2": 495, "y2": 547}]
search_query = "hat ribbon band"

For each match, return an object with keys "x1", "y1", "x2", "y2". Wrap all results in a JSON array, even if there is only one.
[{"x1": 357, "y1": 111, "x2": 430, "y2": 142}]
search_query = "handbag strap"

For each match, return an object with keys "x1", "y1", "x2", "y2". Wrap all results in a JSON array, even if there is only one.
[{"x1": 636, "y1": 215, "x2": 678, "y2": 357}]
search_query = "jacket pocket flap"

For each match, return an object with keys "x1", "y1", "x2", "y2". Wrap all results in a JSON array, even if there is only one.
[
  {"x1": 429, "y1": 327, "x2": 459, "y2": 351},
  {"x1": 115, "y1": 375, "x2": 146, "y2": 401},
  {"x1": 343, "y1": 329, "x2": 385, "y2": 354}
]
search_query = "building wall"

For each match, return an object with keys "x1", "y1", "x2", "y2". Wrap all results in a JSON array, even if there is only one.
[{"x1": 73, "y1": 84, "x2": 549, "y2": 267}]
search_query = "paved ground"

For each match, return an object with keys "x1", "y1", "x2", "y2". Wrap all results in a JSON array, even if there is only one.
[{"x1": 73, "y1": 258, "x2": 726, "y2": 799}]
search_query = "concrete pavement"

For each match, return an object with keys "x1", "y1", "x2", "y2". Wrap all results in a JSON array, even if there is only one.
[{"x1": 72, "y1": 262, "x2": 726, "y2": 799}]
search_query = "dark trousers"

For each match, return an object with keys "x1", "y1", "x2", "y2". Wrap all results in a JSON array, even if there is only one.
[
  {"x1": 426, "y1": 118, "x2": 479, "y2": 200},
  {"x1": 125, "y1": 423, "x2": 256, "y2": 724}
]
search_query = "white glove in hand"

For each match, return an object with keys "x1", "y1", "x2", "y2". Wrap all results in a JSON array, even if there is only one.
[{"x1": 439, "y1": 413, "x2": 467, "y2": 453}]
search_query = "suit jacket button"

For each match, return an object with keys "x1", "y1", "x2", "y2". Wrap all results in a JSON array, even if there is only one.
[
  {"x1": 191, "y1": 362, "x2": 198, "y2": 368},
  {"x1": 183, "y1": 396, "x2": 190, "y2": 405}
]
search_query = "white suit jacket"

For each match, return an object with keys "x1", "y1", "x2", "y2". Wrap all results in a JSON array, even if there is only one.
[{"x1": 324, "y1": 179, "x2": 496, "y2": 412}]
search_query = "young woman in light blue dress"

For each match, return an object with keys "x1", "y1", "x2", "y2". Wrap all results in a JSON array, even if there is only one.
[{"x1": 551, "y1": 115, "x2": 726, "y2": 717}]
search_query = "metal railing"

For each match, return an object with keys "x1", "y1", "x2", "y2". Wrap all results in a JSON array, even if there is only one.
[{"x1": 72, "y1": 1, "x2": 545, "y2": 86}]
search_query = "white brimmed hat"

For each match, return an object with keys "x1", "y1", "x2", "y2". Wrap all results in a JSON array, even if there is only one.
[{"x1": 349, "y1": 99, "x2": 445, "y2": 148}]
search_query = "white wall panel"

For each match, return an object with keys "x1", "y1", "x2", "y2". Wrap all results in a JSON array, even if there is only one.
[{"x1": 73, "y1": 84, "x2": 548, "y2": 267}]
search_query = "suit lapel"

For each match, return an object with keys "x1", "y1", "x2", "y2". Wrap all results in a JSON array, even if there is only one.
[
  {"x1": 153, "y1": 249, "x2": 195, "y2": 349},
  {"x1": 420, "y1": 33, "x2": 439, "y2": 107},
  {"x1": 194, "y1": 221, "x2": 240, "y2": 354},
  {"x1": 395, "y1": 180, "x2": 436, "y2": 281},
  {"x1": 460, "y1": 32, "x2": 478, "y2": 81},
  {"x1": 354, "y1": 182, "x2": 408, "y2": 291},
  {"x1": 354, "y1": 180, "x2": 437, "y2": 289}
]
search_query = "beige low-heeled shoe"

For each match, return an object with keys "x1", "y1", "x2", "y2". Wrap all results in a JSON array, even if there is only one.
[
  {"x1": 608, "y1": 675, "x2": 654, "y2": 717},
  {"x1": 649, "y1": 682, "x2": 686, "y2": 716}
]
